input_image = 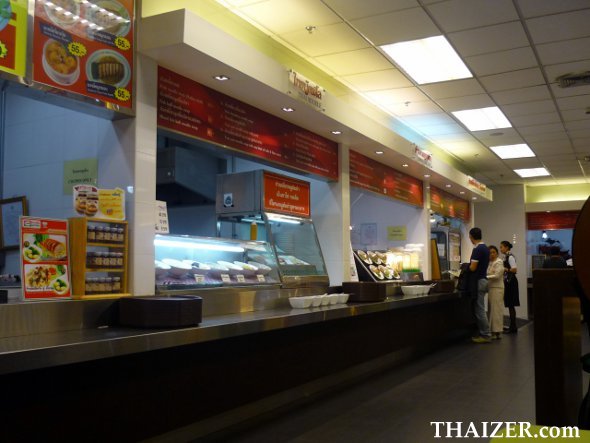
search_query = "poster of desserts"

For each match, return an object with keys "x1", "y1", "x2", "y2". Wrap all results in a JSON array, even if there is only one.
[
  {"x1": 73, "y1": 185, "x2": 125, "y2": 220},
  {"x1": 0, "y1": 0, "x2": 28, "y2": 77},
  {"x1": 20, "y1": 216, "x2": 71, "y2": 300},
  {"x1": 32, "y1": 0, "x2": 134, "y2": 108}
]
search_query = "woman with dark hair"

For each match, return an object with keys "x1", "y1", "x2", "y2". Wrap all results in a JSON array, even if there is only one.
[
  {"x1": 500, "y1": 240, "x2": 519, "y2": 333},
  {"x1": 487, "y1": 245, "x2": 505, "y2": 339}
]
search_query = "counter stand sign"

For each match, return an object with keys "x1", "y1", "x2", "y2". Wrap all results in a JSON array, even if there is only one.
[{"x1": 20, "y1": 216, "x2": 71, "y2": 300}]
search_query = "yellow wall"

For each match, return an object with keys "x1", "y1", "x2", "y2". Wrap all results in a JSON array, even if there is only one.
[{"x1": 526, "y1": 184, "x2": 590, "y2": 203}]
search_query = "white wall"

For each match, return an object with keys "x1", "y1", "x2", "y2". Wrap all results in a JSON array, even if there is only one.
[
  {"x1": 475, "y1": 184, "x2": 528, "y2": 319},
  {"x1": 2, "y1": 91, "x2": 132, "y2": 275}
]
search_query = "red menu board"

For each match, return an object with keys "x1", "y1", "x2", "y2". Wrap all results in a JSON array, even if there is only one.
[
  {"x1": 20, "y1": 217, "x2": 71, "y2": 300},
  {"x1": 527, "y1": 211, "x2": 579, "y2": 230},
  {"x1": 349, "y1": 150, "x2": 423, "y2": 207},
  {"x1": 33, "y1": 0, "x2": 134, "y2": 108},
  {"x1": 263, "y1": 171, "x2": 310, "y2": 217},
  {"x1": 430, "y1": 186, "x2": 470, "y2": 221},
  {"x1": 157, "y1": 66, "x2": 339, "y2": 181}
]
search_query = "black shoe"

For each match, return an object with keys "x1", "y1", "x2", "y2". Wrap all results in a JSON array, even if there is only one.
[
  {"x1": 503, "y1": 326, "x2": 510, "y2": 331},
  {"x1": 503, "y1": 328, "x2": 518, "y2": 334}
]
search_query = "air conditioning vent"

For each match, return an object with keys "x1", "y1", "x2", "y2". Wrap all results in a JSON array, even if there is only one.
[{"x1": 556, "y1": 71, "x2": 590, "y2": 88}]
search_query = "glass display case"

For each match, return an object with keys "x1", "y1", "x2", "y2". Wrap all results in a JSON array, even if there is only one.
[
  {"x1": 217, "y1": 211, "x2": 329, "y2": 287},
  {"x1": 154, "y1": 234, "x2": 280, "y2": 290}
]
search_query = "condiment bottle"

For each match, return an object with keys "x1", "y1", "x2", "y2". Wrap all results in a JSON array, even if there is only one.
[
  {"x1": 87, "y1": 225, "x2": 96, "y2": 242},
  {"x1": 103, "y1": 227, "x2": 112, "y2": 242},
  {"x1": 116, "y1": 252, "x2": 124, "y2": 267},
  {"x1": 95, "y1": 226, "x2": 105, "y2": 242},
  {"x1": 113, "y1": 277, "x2": 121, "y2": 293}
]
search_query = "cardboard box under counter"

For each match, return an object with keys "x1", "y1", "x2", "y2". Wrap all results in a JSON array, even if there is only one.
[{"x1": 119, "y1": 296, "x2": 202, "y2": 328}]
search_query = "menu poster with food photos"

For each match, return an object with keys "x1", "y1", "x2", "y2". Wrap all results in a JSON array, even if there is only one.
[
  {"x1": 20, "y1": 217, "x2": 71, "y2": 300},
  {"x1": 0, "y1": 0, "x2": 28, "y2": 76},
  {"x1": 73, "y1": 185, "x2": 125, "y2": 220},
  {"x1": 32, "y1": 0, "x2": 134, "y2": 108}
]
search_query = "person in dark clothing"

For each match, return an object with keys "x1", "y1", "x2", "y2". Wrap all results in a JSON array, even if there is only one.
[
  {"x1": 500, "y1": 240, "x2": 519, "y2": 333},
  {"x1": 469, "y1": 227, "x2": 491, "y2": 343},
  {"x1": 542, "y1": 245, "x2": 568, "y2": 268}
]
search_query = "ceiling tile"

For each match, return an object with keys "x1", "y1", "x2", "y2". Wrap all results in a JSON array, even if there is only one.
[
  {"x1": 510, "y1": 112, "x2": 561, "y2": 126},
  {"x1": 436, "y1": 94, "x2": 495, "y2": 111},
  {"x1": 479, "y1": 68, "x2": 545, "y2": 92},
  {"x1": 400, "y1": 113, "x2": 456, "y2": 127},
  {"x1": 342, "y1": 69, "x2": 413, "y2": 91},
  {"x1": 526, "y1": 10, "x2": 590, "y2": 45},
  {"x1": 528, "y1": 139, "x2": 573, "y2": 151},
  {"x1": 323, "y1": 0, "x2": 419, "y2": 20},
  {"x1": 490, "y1": 85, "x2": 552, "y2": 105},
  {"x1": 241, "y1": 0, "x2": 342, "y2": 34},
  {"x1": 550, "y1": 82, "x2": 590, "y2": 99},
  {"x1": 501, "y1": 100, "x2": 557, "y2": 117},
  {"x1": 420, "y1": 78, "x2": 485, "y2": 99},
  {"x1": 388, "y1": 100, "x2": 444, "y2": 116},
  {"x1": 562, "y1": 109, "x2": 590, "y2": 122},
  {"x1": 448, "y1": 22, "x2": 528, "y2": 57},
  {"x1": 536, "y1": 37, "x2": 590, "y2": 66},
  {"x1": 224, "y1": 0, "x2": 270, "y2": 5},
  {"x1": 426, "y1": 0, "x2": 518, "y2": 33},
  {"x1": 350, "y1": 7, "x2": 439, "y2": 46},
  {"x1": 556, "y1": 95, "x2": 590, "y2": 110},
  {"x1": 569, "y1": 129, "x2": 590, "y2": 139},
  {"x1": 280, "y1": 22, "x2": 370, "y2": 57},
  {"x1": 504, "y1": 158, "x2": 544, "y2": 169},
  {"x1": 516, "y1": 0, "x2": 590, "y2": 18},
  {"x1": 538, "y1": 152, "x2": 579, "y2": 161},
  {"x1": 523, "y1": 131, "x2": 568, "y2": 142},
  {"x1": 363, "y1": 87, "x2": 430, "y2": 106},
  {"x1": 573, "y1": 138, "x2": 590, "y2": 150},
  {"x1": 429, "y1": 132, "x2": 477, "y2": 143},
  {"x1": 417, "y1": 122, "x2": 467, "y2": 136},
  {"x1": 315, "y1": 48, "x2": 393, "y2": 76},
  {"x1": 465, "y1": 47, "x2": 537, "y2": 77},
  {"x1": 518, "y1": 123, "x2": 565, "y2": 135},
  {"x1": 530, "y1": 145, "x2": 574, "y2": 156},
  {"x1": 474, "y1": 130, "x2": 523, "y2": 146}
]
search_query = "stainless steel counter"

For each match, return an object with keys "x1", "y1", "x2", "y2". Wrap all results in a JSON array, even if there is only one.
[{"x1": 0, "y1": 291, "x2": 462, "y2": 376}]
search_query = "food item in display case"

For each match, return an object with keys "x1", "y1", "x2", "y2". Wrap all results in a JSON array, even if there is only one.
[
  {"x1": 217, "y1": 260, "x2": 244, "y2": 275},
  {"x1": 377, "y1": 252, "x2": 387, "y2": 264},
  {"x1": 205, "y1": 262, "x2": 229, "y2": 278},
  {"x1": 278, "y1": 255, "x2": 310, "y2": 266},
  {"x1": 379, "y1": 265, "x2": 394, "y2": 280},
  {"x1": 367, "y1": 251, "x2": 381, "y2": 265},
  {"x1": 249, "y1": 261, "x2": 271, "y2": 275},
  {"x1": 369, "y1": 265, "x2": 384, "y2": 280},
  {"x1": 155, "y1": 260, "x2": 171, "y2": 278},
  {"x1": 357, "y1": 250, "x2": 372, "y2": 265},
  {"x1": 161, "y1": 258, "x2": 192, "y2": 278},
  {"x1": 182, "y1": 260, "x2": 210, "y2": 276},
  {"x1": 43, "y1": 39, "x2": 79, "y2": 86},
  {"x1": 233, "y1": 261, "x2": 258, "y2": 276}
]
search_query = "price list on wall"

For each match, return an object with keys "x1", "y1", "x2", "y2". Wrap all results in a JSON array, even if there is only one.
[
  {"x1": 430, "y1": 186, "x2": 470, "y2": 221},
  {"x1": 157, "y1": 66, "x2": 339, "y2": 181},
  {"x1": 32, "y1": 0, "x2": 134, "y2": 108}
]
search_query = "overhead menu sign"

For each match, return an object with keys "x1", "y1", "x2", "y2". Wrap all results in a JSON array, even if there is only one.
[
  {"x1": 430, "y1": 186, "x2": 470, "y2": 221},
  {"x1": 157, "y1": 66, "x2": 339, "y2": 181},
  {"x1": 32, "y1": 0, "x2": 134, "y2": 108},
  {"x1": 0, "y1": 0, "x2": 27, "y2": 77},
  {"x1": 349, "y1": 150, "x2": 424, "y2": 207},
  {"x1": 262, "y1": 171, "x2": 310, "y2": 217}
]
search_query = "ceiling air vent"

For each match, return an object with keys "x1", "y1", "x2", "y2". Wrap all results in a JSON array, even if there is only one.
[{"x1": 556, "y1": 71, "x2": 590, "y2": 88}]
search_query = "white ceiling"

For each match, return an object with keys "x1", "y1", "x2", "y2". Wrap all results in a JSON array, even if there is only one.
[{"x1": 217, "y1": 0, "x2": 590, "y2": 187}]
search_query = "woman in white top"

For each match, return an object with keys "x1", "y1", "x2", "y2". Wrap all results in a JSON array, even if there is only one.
[{"x1": 487, "y1": 245, "x2": 505, "y2": 339}]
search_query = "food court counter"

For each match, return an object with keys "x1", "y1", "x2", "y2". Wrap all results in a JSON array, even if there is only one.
[{"x1": 0, "y1": 291, "x2": 473, "y2": 441}]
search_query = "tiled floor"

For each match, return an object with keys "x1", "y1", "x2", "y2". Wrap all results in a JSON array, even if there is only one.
[{"x1": 202, "y1": 322, "x2": 589, "y2": 443}]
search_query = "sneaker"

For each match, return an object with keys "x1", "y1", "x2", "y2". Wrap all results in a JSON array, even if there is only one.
[
  {"x1": 472, "y1": 336, "x2": 492, "y2": 344},
  {"x1": 491, "y1": 333, "x2": 502, "y2": 340}
]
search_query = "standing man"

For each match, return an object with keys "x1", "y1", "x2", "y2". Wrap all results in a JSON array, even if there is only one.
[{"x1": 469, "y1": 227, "x2": 491, "y2": 343}]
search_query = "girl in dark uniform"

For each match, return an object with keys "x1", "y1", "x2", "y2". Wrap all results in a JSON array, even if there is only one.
[{"x1": 500, "y1": 240, "x2": 519, "y2": 333}]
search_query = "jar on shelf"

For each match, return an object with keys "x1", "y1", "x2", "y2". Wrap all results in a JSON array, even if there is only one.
[
  {"x1": 95, "y1": 226, "x2": 105, "y2": 242},
  {"x1": 117, "y1": 227, "x2": 125, "y2": 243},
  {"x1": 86, "y1": 252, "x2": 95, "y2": 268},
  {"x1": 98, "y1": 277, "x2": 107, "y2": 294},
  {"x1": 116, "y1": 252, "x2": 124, "y2": 267},
  {"x1": 104, "y1": 227, "x2": 112, "y2": 243},
  {"x1": 87, "y1": 225, "x2": 96, "y2": 242},
  {"x1": 97, "y1": 252, "x2": 107, "y2": 268},
  {"x1": 104, "y1": 277, "x2": 113, "y2": 293},
  {"x1": 109, "y1": 252, "x2": 118, "y2": 267},
  {"x1": 85, "y1": 277, "x2": 93, "y2": 294},
  {"x1": 113, "y1": 276, "x2": 121, "y2": 293}
]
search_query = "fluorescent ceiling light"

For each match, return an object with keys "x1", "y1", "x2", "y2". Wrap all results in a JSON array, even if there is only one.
[
  {"x1": 514, "y1": 167, "x2": 550, "y2": 178},
  {"x1": 380, "y1": 36, "x2": 472, "y2": 85},
  {"x1": 452, "y1": 107, "x2": 512, "y2": 131},
  {"x1": 490, "y1": 144, "x2": 535, "y2": 159}
]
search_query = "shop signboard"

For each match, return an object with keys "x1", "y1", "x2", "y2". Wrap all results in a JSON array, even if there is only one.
[
  {"x1": 387, "y1": 226, "x2": 407, "y2": 241},
  {"x1": 467, "y1": 176, "x2": 486, "y2": 193},
  {"x1": 527, "y1": 211, "x2": 579, "y2": 230},
  {"x1": 430, "y1": 186, "x2": 470, "y2": 221},
  {"x1": 263, "y1": 171, "x2": 310, "y2": 218},
  {"x1": 287, "y1": 69, "x2": 325, "y2": 112},
  {"x1": 157, "y1": 66, "x2": 339, "y2": 181},
  {"x1": 0, "y1": 0, "x2": 27, "y2": 77},
  {"x1": 20, "y1": 216, "x2": 71, "y2": 300},
  {"x1": 413, "y1": 145, "x2": 432, "y2": 168},
  {"x1": 73, "y1": 185, "x2": 125, "y2": 220},
  {"x1": 32, "y1": 0, "x2": 134, "y2": 108},
  {"x1": 349, "y1": 150, "x2": 424, "y2": 207},
  {"x1": 63, "y1": 158, "x2": 98, "y2": 194}
]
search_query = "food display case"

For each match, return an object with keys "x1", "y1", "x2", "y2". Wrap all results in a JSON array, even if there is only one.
[
  {"x1": 154, "y1": 234, "x2": 280, "y2": 290},
  {"x1": 216, "y1": 170, "x2": 329, "y2": 288},
  {"x1": 353, "y1": 249, "x2": 424, "y2": 283}
]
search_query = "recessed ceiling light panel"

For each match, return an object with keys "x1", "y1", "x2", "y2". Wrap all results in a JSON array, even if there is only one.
[
  {"x1": 282, "y1": 107, "x2": 295, "y2": 112},
  {"x1": 380, "y1": 36, "x2": 472, "y2": 85},
  {"x1": 490, "y1": 144, "x2": 535, "y2": 159},
  {"x1": 514, "y1": 167, "x2": 550, "y2": 178},
  {"x1": 452, "y1": 107, "x2": 512, "y2": 131}
]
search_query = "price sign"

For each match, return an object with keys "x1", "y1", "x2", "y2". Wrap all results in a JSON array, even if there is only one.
[
  {"x1": 194, "y1": 275, "x2": 205, "y2": 283},
  {"x1": 155, "y1": 200, "x2": 169, "y2": 234},
  {"x1": 236, "y1": 274, "x2": 245, "y2": 283},
  {"x1": 257, "y1": 274, "x2": 266, "y2": 283},
  {"x1": 221, "y1": 274, "x2": 231, "y2": 283},
  {"x1": 68, "y1": 41, "x2": 87, "y2": 57},
  {"x1": 115, "y1": 88, "x2": 131, "y2": 102},
  {"x1": 115, "y1": 37, "x2": 131, "y2": 51}
]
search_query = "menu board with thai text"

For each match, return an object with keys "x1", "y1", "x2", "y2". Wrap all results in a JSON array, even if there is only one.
[
  {"x1": 157, "y1": 66, "x2": 339, "y2": 181},
  {"x1": 263, "y1": 171, "x2": 310, "y2": 217},
  {"x1": 349, "y1": 150, "x2": 423, "y2": 207},
  {"x1": 0, "y1": 0, "x2": 27, "y2": 77},
  {"x1": 430, "y1": 186, "x2": 470, "y2": 221},
  {"x1": 20, "y1": 217, "x2": 71, "y2": 300},
  {"x1": 33, "y1": 0, "x2": 134, "y2": 108},
  {"x1": 527, "y1": 211, "x2": 579, "y2": 230}
]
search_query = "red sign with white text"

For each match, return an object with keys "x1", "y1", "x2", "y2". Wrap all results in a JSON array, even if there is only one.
[
  {"x1": 32, "y1": 0, "x2": 134, "y2": 108},
  {"x1": 527, "y1": 211, "x2": 579, "y2": 230},
  {"x1": 349, "y1": 150, "x2": 423, "y2": 207},
  {"x1": 263, "y1": 172, "x2": 310, "y2": 217},
  {"x1": 430, "y1": 186, "x2": 470, "y2": 221},
  {"x1": 157, "y1": 66, "x2": 339, "y2": 181},
  {"x1": 20, "y1": 217, "x2": 71, "y2": 300}
]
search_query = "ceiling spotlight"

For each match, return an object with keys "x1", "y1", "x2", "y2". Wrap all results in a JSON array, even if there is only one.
[
  {"x1": 305, "y1": 25, "x2": 317, "y2": 34},
  {"x1": 331, "y1": 130, "x2": 342, "y2": 135},
  {"x1": 282, "y1": 107, "x2": 295, "y2": 112},
  {"x1": 459, "y1": 191, "x2": 465, "y2": 195},
  {"x1": 472, "y1": 197, "x2": 477, "y2": 200},
  {"x1": 375, "y1": 150, "x2": 384, "y2": 155},
  {"x1": 402, "y1": 163, "x2": 409, "y2": 168},
  {"x1": 542, "y1": 230, "x2": 548, "y2": 239},
  {"x1": 424, "y1": 174, "x2": 431, "y2": 178},
  {"x1": 445, "y1": 184, "x2": 452, "y2": 188},
  {"x1": 214, "y1": 75, "x2": 230, "y2": 81}
]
